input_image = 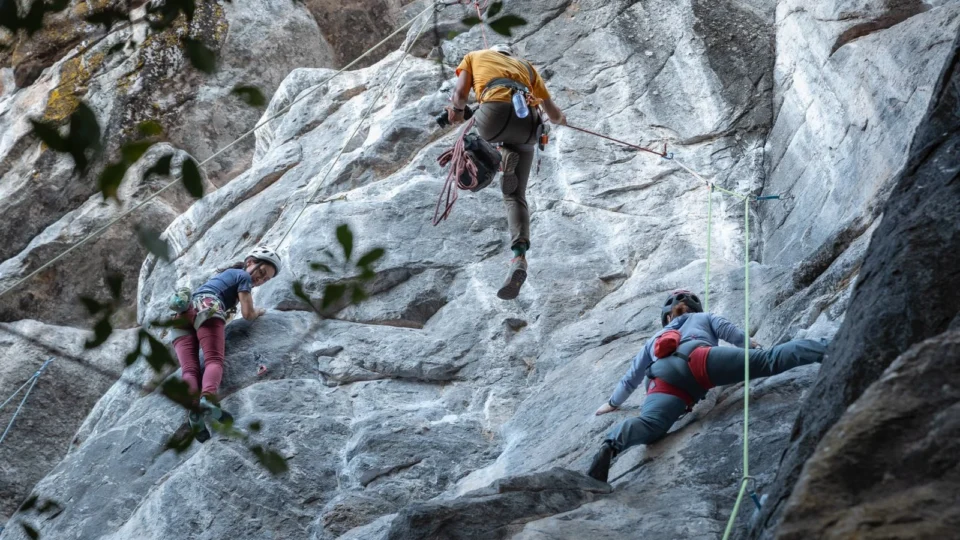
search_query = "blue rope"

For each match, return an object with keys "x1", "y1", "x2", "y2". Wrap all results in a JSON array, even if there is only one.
[{"x1": 0, "y1": 358, "x2": 54, "y2": 447}]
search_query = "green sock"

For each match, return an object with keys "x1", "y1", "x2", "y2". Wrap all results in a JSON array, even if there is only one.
[{"x1": 512, "y1": 246, "x2": 527, "y2": 258}]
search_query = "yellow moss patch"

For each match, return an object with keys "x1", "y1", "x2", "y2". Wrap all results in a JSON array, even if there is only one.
[{"x1": 43, "y1": 51, "x2": 106, "y2": 121}]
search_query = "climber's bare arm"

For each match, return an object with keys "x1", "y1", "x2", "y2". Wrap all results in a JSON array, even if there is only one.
[
  {"x1": 448, "y1": 70, "x2": 472, "y2": 124},
  {"x1": 542, "y1": 98, "x2": 566, "y2": 126}
]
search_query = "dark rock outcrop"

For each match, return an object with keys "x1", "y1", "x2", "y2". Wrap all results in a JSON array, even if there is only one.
[
  {"x1": 752, "y1": 32, "x2": 960, "y2": 539},
  {"x1": 775, "y1": 329, "x2": 960, "y2": 539}
]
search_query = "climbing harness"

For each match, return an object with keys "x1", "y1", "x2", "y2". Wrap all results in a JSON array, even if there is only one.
[
  {"x1": 565, "y1": 121, "x2": 776, "y2": 537},
  {"x1": 0, "y1": 359, "x2": 53, "y2": 447}
]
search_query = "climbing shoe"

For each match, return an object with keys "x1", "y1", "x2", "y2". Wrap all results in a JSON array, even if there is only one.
[
  {"x1": 188, "y1": 411, "x2": 211, "y2": 443},
  {"x1": 587, "y1": 441, "x2": 617, "y2": 483},
  {"x1": 199, "y1": 394, "x2": 234, "y2": 427},
  {"x1": 497, "y1": 256, "x2": 527, "y2": 300},
  {"x1": 500, "y1": 148, "x2": 520, "y2": 195}
]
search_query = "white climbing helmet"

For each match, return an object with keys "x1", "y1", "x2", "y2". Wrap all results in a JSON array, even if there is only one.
[
  {"x1": 489, "y1": 43, "x2": 513, "y2": 56},
  {"x1": 247, "y1": 246, "x2": 282, "y2": 275}
]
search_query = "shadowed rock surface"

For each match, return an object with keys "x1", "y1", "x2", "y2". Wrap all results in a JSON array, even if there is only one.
[
  {"x1": 0, "y1": 0, "x2": 958, "y2": 538},
  {"x1": 752, "y1": 29, "x2": 960, "y2": 539}
]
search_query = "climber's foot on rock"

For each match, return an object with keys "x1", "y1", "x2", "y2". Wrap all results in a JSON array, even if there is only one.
[
  {"x1": 497, "y1": 256, "x2": 527, "y2": 300},
  {"x1": 587, "y1": 441, "x2": 617, "y2": 483}
]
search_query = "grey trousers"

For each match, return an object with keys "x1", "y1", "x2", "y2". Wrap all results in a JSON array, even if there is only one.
[
  {"x1": 475, "y1": 101, "x2": 540, "y2": 251},
  {"x1": 606, "y1": 339, "x2": 826, "y2": 452}
]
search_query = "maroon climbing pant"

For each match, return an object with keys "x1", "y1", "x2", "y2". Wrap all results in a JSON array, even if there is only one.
[{"x1": 172, "y1": 306, "x2": 226, "y2": 398}]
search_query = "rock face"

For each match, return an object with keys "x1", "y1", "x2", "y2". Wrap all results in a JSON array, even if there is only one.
[
  {"x1": 774, "y1": 330, "x2": 960, "y2": 539},
  {"x1": 0, "y1": 0, "x2": 333, "y2": 327},
  {"x1": 0, "y1": 320, "x2": 138, "y2": 521},
  {"x1": 752, "y1": 29, "x2": 960, "y2": 539},
  {"x1": 0, "y1": 0, "x2": 958, "y2": 539}
]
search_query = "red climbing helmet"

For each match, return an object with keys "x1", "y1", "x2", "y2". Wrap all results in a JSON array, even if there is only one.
[{"x1": 660, "y1": 289, "x2": 703, "y2": 326}]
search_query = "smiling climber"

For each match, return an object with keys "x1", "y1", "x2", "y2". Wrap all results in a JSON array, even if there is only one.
[
  {"x1": 586, "y1": 289, "x2": 827, "y2": 482},
  {"x1": 447, "y1": 43, "x2": 567, "y2": 300},
  {"x1": 169, "y1": 246, "x2": 281, "y2": 441}
]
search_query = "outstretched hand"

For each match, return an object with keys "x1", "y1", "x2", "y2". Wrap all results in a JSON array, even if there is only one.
[
  {"x1": 595, "y1": 402, "x2": 618, "y2": 416},
  {"x1": 446, "y1": 106, "x2": 465, "y2": 125}
]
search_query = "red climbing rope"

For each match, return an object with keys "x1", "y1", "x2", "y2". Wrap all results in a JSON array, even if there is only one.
[
  {"x1": 564, "y1": 124, "x2": 668, "y2": 158},
  {"x1": 457, "y1": 0, "x2": 490, "y2": 48},
  {"x1": 433, "y1": 117, "x2": 479, "y2": 225}
]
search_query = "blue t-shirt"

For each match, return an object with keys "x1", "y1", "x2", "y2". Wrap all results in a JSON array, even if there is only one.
[{"x1": 193, "y1": 268, "x2": 253, "y2": 310}]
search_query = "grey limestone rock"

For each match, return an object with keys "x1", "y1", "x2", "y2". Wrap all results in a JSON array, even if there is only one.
[{"x1": 1, "y1": 0, "x2": 959, "y2": 539}]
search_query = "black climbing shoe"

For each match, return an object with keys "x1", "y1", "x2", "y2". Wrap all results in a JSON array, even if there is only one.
[
  {"x1": 500, "y1": 148, "x2": 520, "y2": 195},
  {"x1": 587, "y1": 441, "x2": 617, "y2": 483},
  {"x1": 497, "y1": 256, "x2": 527, "y2": 300},
  {"x1": 188, "y1": 411, "x2": 211, "y2": 443},
  {"x1": 200, "y1": 395, "x2": 234, "y2": 428}
]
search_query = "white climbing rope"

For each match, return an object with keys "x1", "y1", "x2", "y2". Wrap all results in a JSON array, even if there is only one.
[
  {"x1": 0, "y1": 359, "x2": 53, "y2": 446},
  {"x1": 275, "y1": 7, "x2": 436, "y2": 248}
]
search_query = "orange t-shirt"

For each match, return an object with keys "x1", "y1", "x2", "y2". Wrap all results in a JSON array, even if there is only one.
[{"x1": 455, "y1": 50, "x2": 551, "y2": 105}]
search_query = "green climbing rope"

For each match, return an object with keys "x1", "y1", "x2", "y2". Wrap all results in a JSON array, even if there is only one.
[{"x1": 704, "y1": 185, "x2": 713, "y2": 312}]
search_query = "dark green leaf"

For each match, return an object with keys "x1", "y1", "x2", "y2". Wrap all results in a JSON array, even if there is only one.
[
  {"x1": 121, "y1": 140, "x2": 154, "y2": 164},
  {"x1": 85, "y1": 7, "x2": 128, "y2": 30},
  {"x1": 146, "y1": 334, "x2": 177, "y2": 372},
  {"x1": 18, "y1": 495, "x2": 39, "y2": 512},
  {"x1": 335, "y1": 224, "x2": 353, "y2": 261},
  {"x1": 350, "y1": 285, "x2": 367, "y2": 305},
  {"x1": 160, "y1": 378, "x2": 194, "y2": 407},
  {"x1": 123, "y1": 346, "x2": 141, "y2": 367},
  {"x1": 150, "y1": 317, "x2": 190, "y2": 329},
  {"x1": 107, "y1": 273, "x2": 124, "y2": 299},
  {"x1": 248, "y1": 421, "x2": 261, "y2": 432},
  {"x1": 85, "y1": 317, "x2": 113, "y2": 349},
  {"x1": 98, "y1": 161, "x2": 129, "y2": 201},
  {"x1": 0, "y1": 0, "x2": 20, "y2": 33},
  {"x1": 356, "y1": 248, "x2": 384, "y2": 268},
  {"x1": 20, "y1": 0, "x2": 48, "y2": 34},
  {"x1": 79, "y1": 296, "x2": 104, "y2": 315},
  {"x1": 180, "y1": 157, "x2": 204, "y2": 198},
  {"x1": 446, "y1": 30, "x2": 461, "y2": 40},
  {"x1": 144, "y1": 154, "x2": 173, "y2": 180},
  {"x1": 164, "y1": 425, "x2": 195, "y2": 453},
  {"x1": 486, "y1": 0, "x2": 503, "y2": 18},
  {"x1": 135, "y1": 225, "x2": 171, "y2": 261},
  {"x1": 21, "y1": 522, "x2": 39, "y2": 540},
  {"x1": 250, "y1": 445, "x2": 288, "y2": 475},
  {"x1": 30, "y1": 120, "x2": 69, "y2": 152},
  {"x1": 292, "y1": 280, "x2": 310, "y2": 302},
  {"x1": 488, "y1": 15, "x2": 527, "y2": 37},
  {"x1": 68, "y1": 102, "x2": 102, "y2": 171},
  {"x1": 174, "y1": 0, "x2": 196, "y2": 20},
  {"x1": 182, "y1": 37, "x2": 216, "y2": 74},
  {"x1": 137, "y1": 120, "x2": 164, "y2": 138},
  {"x1": 321, "y1": 283, "x2": 346, "y2": 310},
  {"x1": 309, "y1": 262, "x2": 332, "y2": 273},
  {"x1": 232, "y1": 85, "x2": 266, "y2": 107},
  {"x1": 461, "y1": 15, "x2": 481, "y2": 27}
]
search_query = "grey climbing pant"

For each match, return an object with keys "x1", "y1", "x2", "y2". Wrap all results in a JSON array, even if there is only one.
[
  {"x1": 475, "y1": 101, "x2": 541, "y2": 251},
  {"x1": 605, "y1": 339, "x2": 826, "y2": 452}
]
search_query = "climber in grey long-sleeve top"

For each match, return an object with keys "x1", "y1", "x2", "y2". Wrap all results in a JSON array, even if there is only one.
[{"x1": 586, "y1": 289, "x2": 827, "y2": 482}]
